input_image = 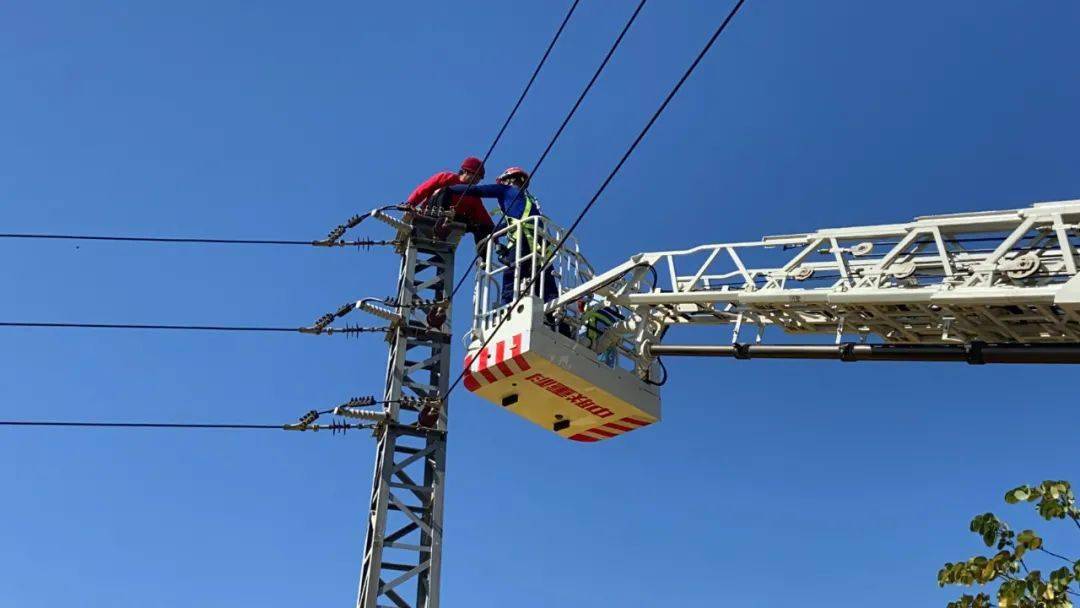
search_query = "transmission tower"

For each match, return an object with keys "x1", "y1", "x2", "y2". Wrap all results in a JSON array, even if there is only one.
[{"x1": 356, "y1": 216, "x2": 460, "y2": 608}]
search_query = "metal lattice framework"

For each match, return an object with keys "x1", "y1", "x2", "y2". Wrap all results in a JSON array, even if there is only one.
[
  {"x1": 357, "y1": 217, "x2": 458, "y2": 608},
  {"x1": 556, "y1": 199, "x2": 1080, "y2": 368}
]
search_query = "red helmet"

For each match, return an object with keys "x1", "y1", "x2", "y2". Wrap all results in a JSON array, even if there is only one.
[
  {"x1": 496, "y1": 166, "x2": 529, "y2": 184},
  {"x1": 460, "y1": 156, "x2": 485, "y2": 179}
]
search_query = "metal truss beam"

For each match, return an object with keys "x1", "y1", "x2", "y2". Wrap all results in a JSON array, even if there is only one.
[
  {"x1": 557, "y1": 199, "x2": 1080, "y2": 349},
  {"x1": 357, "y1": 217, "x2": 458, "y2": 608}
]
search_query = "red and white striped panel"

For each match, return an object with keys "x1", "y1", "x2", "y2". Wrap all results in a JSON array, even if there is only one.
[
  {"x1": 568, "y1": 416, "x2": 654, "y2": 442},
  {"x1": 463, "y1": 333, "x2": 531, "y2": 392}
]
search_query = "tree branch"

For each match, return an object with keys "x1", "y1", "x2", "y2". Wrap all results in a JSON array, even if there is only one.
[{"x1": 1038, "y1": 547, "x2": 1076, "y2": 564}]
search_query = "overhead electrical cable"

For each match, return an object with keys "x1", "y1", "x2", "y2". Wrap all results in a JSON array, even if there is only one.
[
  {"x1": 319, "y1": 0, "x2": 580, "y2": 247},
  {"x1": 449, "y1": 0, "x2": 649, "y2": 300},
  {"x1": 0, "y1": 321, "x2": 386, "y2": 334},
  {"x1": 0, "y1": 322, "x2": 297, "y2": 332},
  {"x1": 440, "y1": 0, "x2": 580, "y2": 218},
  {"x1": 5, "y1": 2, "x2": 578, "y2": 258},
  {"x1": 0, "y1": 233, "x2": 394, "y2": 247},
  {"x1": 445, "y1": 0, "x2": 749, "y2": 399},
  {"x1": 0, "y1": 420, "x2": 378, "y2": 432},
  {"x1": 474, "y1": 0, "x2": 582, "y2": 168},
  {"x1": 0, "y1": 421, "x2": 287, "y2": 430}
]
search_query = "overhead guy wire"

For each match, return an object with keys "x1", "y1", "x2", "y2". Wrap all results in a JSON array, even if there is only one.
[
  {"x1": 444, "y1": 0, "x2": 749, "y2": 400},
  {"x1": 449, "y1": 0, "x2": 650, "y2": 300}
]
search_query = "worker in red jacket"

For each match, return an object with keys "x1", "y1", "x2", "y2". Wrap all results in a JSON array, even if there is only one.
[{"x1": 405, "y1": 156, "x2": 495, "y2": 247}]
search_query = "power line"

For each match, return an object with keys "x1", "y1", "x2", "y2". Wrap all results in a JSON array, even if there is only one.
[
  {"x1": 445, "y1": 0, "x2": 749, "y2": 399},
  {"x1": 548, "y1": 0, "x2": 747, "y2": 258},
  {"x1": 529, "y1": 0, "x2": 649, "y2": 187},
  {"x1": 419, "y1": 0, "x2": 580, "y2": 209},
  {"x1": 321, "y1": 0, "x2": 580, "y2": 249},
  {"x1": 478, "y1": 0, "x2": 581, "y2": 166},
  {"x1": 0, "y1": 421, "x2": 284, "y2": 430},
  {"x1": 0, "y1": 322, "x2": 297, "y2": 332},
  {"x1": 0, "y1": 420, "x2": 378, "y2": 432},
  {"x1": 0, "y1": 321, "x2": 387, "y2": 334},
  {"x1": 449, "y1": 0, "x2": 649, "y2": 300},
  {"x1": 0, "y1": 233, "x2": 394, "y2": 248}
]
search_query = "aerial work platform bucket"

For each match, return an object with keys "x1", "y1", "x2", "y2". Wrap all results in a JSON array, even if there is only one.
[
  {"x1": 465, "y1": 296, "x2": 659, "y2": 442},
  {"x1": 465, "y1": 213, "x2": 661, "y2": 442}
]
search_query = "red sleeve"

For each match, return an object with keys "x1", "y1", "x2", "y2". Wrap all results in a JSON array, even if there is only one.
[
  {"x1": 459, "y1": 197, "x2": 494, "y2": 232},
  {"x1": 406, "y1": 172, "x2": 456, "y2": 207},
  {"x1": 455, "y1": 196, "x2": 495, "y2": 243}
]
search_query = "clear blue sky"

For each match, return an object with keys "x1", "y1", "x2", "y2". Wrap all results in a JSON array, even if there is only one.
[{"x1": 2, "y1": 1, "x2": 1079, "y2": 606}]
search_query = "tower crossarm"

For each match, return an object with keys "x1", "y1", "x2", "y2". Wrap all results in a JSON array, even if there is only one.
[{"x1": 555, "y1": 199, "x2": 1080, "y2": 347}]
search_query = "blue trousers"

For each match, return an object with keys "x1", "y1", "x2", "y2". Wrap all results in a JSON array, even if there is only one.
[{"x1": 501, "y1": 259, "x2": 558, "y2": 305}]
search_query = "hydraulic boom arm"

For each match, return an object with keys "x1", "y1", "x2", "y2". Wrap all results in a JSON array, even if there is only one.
[
  {"x1": 463, "y1": 198, "x2": 1080, "y2": 444},
  {"x1": 552, "y1": 199, "x2": 1080, "y2": 370}
]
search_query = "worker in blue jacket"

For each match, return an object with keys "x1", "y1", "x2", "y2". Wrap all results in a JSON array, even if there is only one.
[{"x1": 447, "y1": 167, "x2": 558, "y2": 305}]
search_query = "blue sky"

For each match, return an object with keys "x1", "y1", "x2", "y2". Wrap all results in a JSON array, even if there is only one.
[{"x1": 2, "y1": 1, "x2": 1079, "y2": 606}]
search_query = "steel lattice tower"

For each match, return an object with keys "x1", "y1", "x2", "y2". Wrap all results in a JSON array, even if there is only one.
[{"x1": 357, "y1": 217, "x2": 459, "y2": 608}]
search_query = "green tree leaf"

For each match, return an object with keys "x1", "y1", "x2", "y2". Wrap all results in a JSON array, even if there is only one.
[
  {"x1": 1006, "y1": 486, "x2": 1031, "y2": 504},
  {"x1": 1017, "y1": 530, "x2": 1043, "y2": 551}
]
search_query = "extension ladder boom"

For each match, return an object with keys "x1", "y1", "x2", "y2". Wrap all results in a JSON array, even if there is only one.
[
  {"x1": 558, "y1": 198, "x2": 1080, "y2": 352},
  {"x1": 465, "y1": 199, "x2": 1080, "y2": 442}
]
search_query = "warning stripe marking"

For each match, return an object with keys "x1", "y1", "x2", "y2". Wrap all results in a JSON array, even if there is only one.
[
  {"x1": 569, "y1": 415, "x2": 657, "y2": 443},
  {"x1": 510, "y1": 334, "x2": 531, "y2": 372},
  {"x1": 463, "y1": 333, "x2": 527, "y2": 392},
  {"x1": 512, "y1": 355, "x2": 531, "y2": 372},
  {"x1": 477, "y1": 348, "x2": 498, "y2": 383},
  {"x1": 464, "y1": 332, "x2": 658, "y2": 445},
  {"x1": 463, "y1": 354, "x2": 481, "y2": 392},
  {"x1": 493, "y1": 341, "x2": 514, "y2": 377}
]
